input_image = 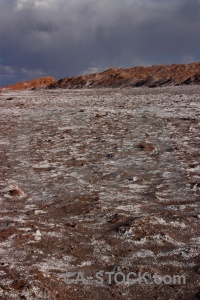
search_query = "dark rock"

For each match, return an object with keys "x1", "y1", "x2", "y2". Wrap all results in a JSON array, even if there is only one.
[
  {"x1": 106, "y1": 153, "x2": 115, "y2": 158},
  {"x1": 138, "y1": 141, "x2": 155, "y2": 151}
]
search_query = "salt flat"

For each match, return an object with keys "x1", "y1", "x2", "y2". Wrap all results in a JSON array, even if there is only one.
[{"x1": 0, "y1": 86, "x2": 200, "y2": 299}]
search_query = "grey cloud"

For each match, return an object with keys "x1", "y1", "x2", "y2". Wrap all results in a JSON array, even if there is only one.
[{"x1": 0, "y1": 0, "x2": 200, "y2": 86}]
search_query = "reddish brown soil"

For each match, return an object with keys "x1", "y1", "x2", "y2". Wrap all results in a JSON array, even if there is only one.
[
  {"x1": 48, "y1": 62, "x2": 200, "y2": 89},
  {"x1": 1, "y1": 77, "x2": 56, "y2": 91}
]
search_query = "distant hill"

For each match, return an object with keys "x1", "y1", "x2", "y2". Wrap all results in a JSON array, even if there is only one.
[
  {"x1": 1, "y1": 63, "x2": 200, "y2": 91},
  {"x1": 48, "y1": 62, "x2": 200, "y2": 89},
  {"x1": 1, "y1": 77, "x2": 56, "y2": 91}
]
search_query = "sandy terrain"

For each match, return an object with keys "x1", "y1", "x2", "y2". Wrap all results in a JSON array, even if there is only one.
[{"x1": 0, "y1": 86, "x2": 200, "y2": 299}]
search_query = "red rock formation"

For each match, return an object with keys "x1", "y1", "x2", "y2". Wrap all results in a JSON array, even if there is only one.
[
  {"x1": 48, "y1": 62, "x2": 200, "y2": 89},
  {"x1": 1, "y1": 62, "x2": 200, "y2": 91},
  {"x1": 2, "y1": 76, "x2": 56, "y2": 91}
]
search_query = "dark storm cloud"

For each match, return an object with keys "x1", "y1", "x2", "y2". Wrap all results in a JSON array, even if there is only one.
[{"x1": 0, "y1": 0, "x2": 200, "y2": 86}]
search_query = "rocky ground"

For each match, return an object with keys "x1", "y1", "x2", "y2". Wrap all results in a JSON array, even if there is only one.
[{"x1": 0, "y1": 86, "x2": 200, "y2": 299}]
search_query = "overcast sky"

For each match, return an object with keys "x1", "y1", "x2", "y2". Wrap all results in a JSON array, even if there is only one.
[{"x1": 0, "y1": 0, "x2": 200, "y2": 86}]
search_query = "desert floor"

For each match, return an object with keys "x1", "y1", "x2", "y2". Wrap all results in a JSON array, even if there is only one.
[{"x1": 0, "y1": 86, "x2": 200, "y2": 299}]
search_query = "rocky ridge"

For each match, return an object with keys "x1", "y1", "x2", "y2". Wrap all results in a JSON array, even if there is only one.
[
  {"x1": 1, "y1": 76, "x2": 56, "y2": 91},
  {"x1": 1, "y1": 62, "x2": 200, "y2": 91},
  {"x1": 48, "y1": 62, "x2": 200, "y2": 89}
]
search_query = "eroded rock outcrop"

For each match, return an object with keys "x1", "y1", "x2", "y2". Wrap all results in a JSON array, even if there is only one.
[
  {"x1": 2, "y1": 76, "x2": 56, "y2": 91},
  {"x1": 1, "y1": 62, "x2": 200, "y2": 91},
  {"x1": 48, "y1": 62, "x2": 200, "y2": 89}
]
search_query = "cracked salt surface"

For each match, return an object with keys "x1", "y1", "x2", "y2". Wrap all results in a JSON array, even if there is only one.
[{"x1": 0, "y1": 86, "x2": 200, "y2": 299}]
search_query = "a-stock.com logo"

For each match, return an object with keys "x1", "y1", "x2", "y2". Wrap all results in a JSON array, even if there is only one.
[{"x1": 62, "y1": 270, "x2": 186, "y2": 286}]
